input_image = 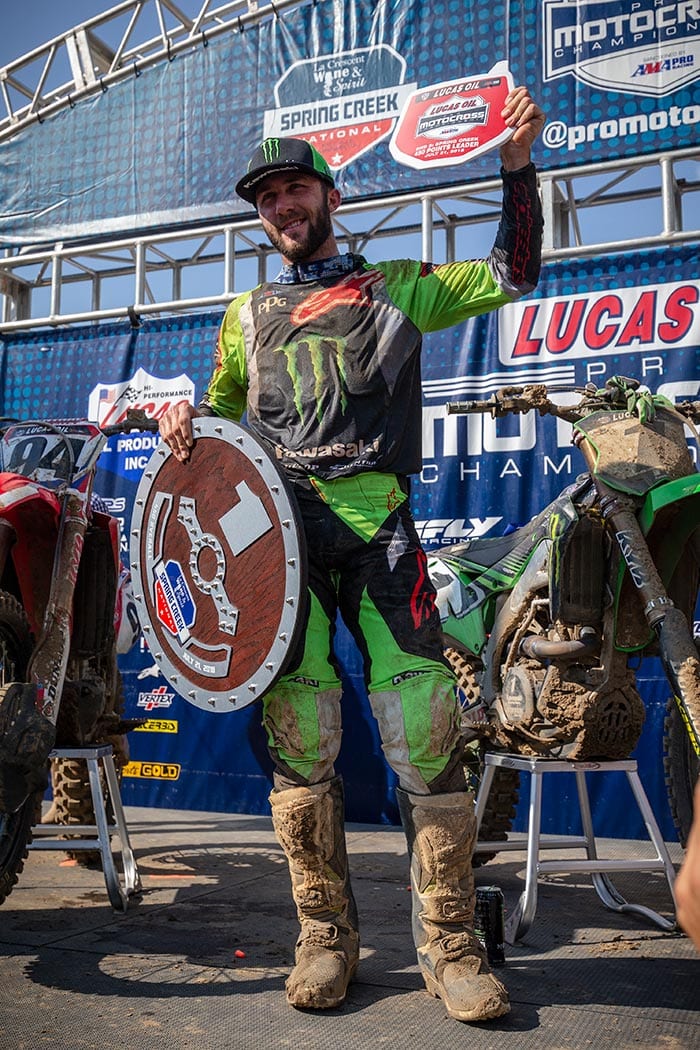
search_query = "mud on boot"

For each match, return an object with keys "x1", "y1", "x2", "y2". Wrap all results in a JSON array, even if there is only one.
[
  {"x1": 270, "y1": 776, "x2": 360, "y2": 1010},
  {"x1": 286, "y1": 918, "x2": 359, "y2": 1009},
  {"x1": 419, "y1": 928, "x2": 508, "y2": 1022},
  {"x1": 397, "y1": 787, "x2": 509, "y2": 1023}
]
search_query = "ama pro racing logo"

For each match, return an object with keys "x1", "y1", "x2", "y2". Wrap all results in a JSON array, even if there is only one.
[
  {"x1": 543, "y1": 0, "x2": 700, "y2": 97},
  {"x1": 263, "y1": 45, "x2": 415, "y2": 169}
]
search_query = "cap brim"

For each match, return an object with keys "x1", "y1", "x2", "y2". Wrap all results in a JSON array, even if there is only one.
[{"x1": 235, "y1": 162, "x2": 334, "y2": 206}]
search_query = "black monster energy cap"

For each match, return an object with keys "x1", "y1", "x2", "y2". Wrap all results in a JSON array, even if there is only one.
[{"x1": 235, "y1": 137, "x2": 335, "y2": 205}]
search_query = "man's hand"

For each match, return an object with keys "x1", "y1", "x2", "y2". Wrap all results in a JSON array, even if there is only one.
[
  {"x1": 159, "y1": 400, "x2": 199, "y2": 462},
  {"x1": 500, "y1": 86, "x2": 545, "y2": 172},
  {"x1": 676, "y1": 779, "x2": 700, "y2": 951}
]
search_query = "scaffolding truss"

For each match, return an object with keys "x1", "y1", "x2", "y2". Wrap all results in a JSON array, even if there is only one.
[
  {"x1": 0, "y1": 0, "x2": 304, "y2": 143},
  {"x1": 2, "y1": 145, "x2": 698, "y2": 333}
]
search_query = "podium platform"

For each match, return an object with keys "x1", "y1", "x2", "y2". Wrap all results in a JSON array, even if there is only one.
[{"x1": 1, "y1": 805, "x2": 695, "y2": 1050}]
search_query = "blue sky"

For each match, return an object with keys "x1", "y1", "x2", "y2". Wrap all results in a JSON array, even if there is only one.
[
  {"x1": 0, "y1": 1, "x2": 205, "y2": 69},
  {"x1": 2, "y1": 3, "x2": 121, "y2": 66}
]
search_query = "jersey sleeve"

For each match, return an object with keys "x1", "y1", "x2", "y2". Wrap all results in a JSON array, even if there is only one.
[
  {"x1": 489, "y1": 162, "x2": 543, "y2": 297},
  {"x1": 198, "y1": 293, "x2": 250, "y2": 421},
  {"x1": 377, "y1": 256, "x2": 511, "y2": 334},
  {"x1": 377, "y1": 163, "x2": 543, "y2": 333}
]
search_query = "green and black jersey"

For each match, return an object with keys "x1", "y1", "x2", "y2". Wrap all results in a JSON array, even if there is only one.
[{"x1": 200, "y1": 164, "x2": 542, "y2": 480}]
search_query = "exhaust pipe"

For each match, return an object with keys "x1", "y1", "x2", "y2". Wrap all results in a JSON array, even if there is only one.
[{"x1": 520, "y1": 627, "x2": 599, "y2": 662}]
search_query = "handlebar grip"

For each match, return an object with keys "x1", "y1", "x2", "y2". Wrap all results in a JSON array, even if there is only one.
[
  {"x1": 446, "y1": 399, "x2": 493, "y2": 415},
  {"x1": 680, "y1": 400, "x2": 700, "y2": 422}
]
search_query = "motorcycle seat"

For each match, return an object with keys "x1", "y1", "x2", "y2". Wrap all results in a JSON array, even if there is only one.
[
  {"x1": 436, "y1": 523, "x2": 532, "y2": 570},
  {"x1": 431, "y1": 477, "x2": 594, "y2": 572}
]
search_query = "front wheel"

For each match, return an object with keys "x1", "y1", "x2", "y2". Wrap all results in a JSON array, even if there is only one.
[
  {"x1": 0, "y1": 796, "x2": 40, "y2": 906},
  {"x1": 663, "y1": 696, "x2": 699, "y2": 847},
  {"x1": 0, "y1": 591, "x2": 38, "y2": 905}
]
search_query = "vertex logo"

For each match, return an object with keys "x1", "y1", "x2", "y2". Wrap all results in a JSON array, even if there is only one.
[
  {"x1": 123, "y1": 761, "x2": 181, "y2": 780},
  {"x1": 137, "y1": 685, "x2": 175, "y2": 711}
]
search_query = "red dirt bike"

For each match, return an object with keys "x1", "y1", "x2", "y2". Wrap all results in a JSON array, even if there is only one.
[{"x1": 0, "y1": 411, "x2": 145, "y2": 906}]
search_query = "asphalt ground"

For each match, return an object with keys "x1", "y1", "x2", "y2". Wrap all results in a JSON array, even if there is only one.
[{"x1": 0, "y1": 806, "x2": 698, "y2": 1050}]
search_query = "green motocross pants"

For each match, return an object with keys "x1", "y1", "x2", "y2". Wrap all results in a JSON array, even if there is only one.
[{"x1": 262, "y1": 472, "x2": 464, "y2": 796}]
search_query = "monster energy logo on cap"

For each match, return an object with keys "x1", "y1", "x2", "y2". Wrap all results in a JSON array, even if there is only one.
[
  {"x1": 236, "y1": 136, "x2": 335, "y2": 205},
  {"x1": 261, "y1": 138, "x2": 282, "y2": 164}
]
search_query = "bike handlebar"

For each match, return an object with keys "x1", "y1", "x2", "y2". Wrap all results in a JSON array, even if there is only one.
[
  {"x1": 446, "y1": 381, "x2": 700, "y2": 425},
  {"x1": 0, "y1": 407, "x2": 161, "y2": 439}
]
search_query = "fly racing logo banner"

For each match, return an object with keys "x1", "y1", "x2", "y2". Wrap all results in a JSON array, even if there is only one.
[{"x1": 1, "y1": 0, "x2": 699, "y2": 245}]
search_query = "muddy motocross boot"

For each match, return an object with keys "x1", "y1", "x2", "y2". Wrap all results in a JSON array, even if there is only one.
[
  {"x1": 397, "y1": 788, "x2": 509, "y2": 1022},
  {"x1": 269, "y1": 776, "x2": 360, "y2": 1009}
]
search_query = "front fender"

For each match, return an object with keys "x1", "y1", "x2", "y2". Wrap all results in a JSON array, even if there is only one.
[
  {"x1": 614, "y1": 473, "x2": 700, "y2": 652},
  {"x1": 0, "y1": 473, "x2": 62, "y2": 636},
  {"x1": 638, "y1": 473, "x2": 700, "y2": 534},
  {"x1": 0, "y1": 473, "x2": 62, "y2": 516}
]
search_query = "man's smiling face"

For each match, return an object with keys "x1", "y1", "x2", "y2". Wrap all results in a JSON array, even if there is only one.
[{"x1": 255, "y1": 172, "x2": 341, "y2": 264}]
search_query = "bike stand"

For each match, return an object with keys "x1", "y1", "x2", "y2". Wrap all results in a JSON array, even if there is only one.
[
  {"x1": 31, "y1": 745, "x2": 142, "y2": 912},
  {"x1": 474, "y1": 753, "x2": 677, "y2": 944}
]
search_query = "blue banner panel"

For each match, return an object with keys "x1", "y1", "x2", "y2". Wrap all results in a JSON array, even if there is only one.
[
  {"x1": 1, "y1": 243, "x2": 698, "y2": 836},
  {"x1": 1, "y1": 0, "x2": 698, "y2": 245}
]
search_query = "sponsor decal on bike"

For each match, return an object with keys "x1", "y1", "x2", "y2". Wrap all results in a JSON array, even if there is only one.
[
  {"x1": 415, "y1": 518, "x2": 504, "y2": 546},
  {"x1": 542, "y1": 0, "x2": 700, "y2": 97},
  {"x1": 615, "y1": 529, "x2": 647, "y2": 587},
  {"x1": 263, "y1": 45, "x2": 414, "y2": 168}
]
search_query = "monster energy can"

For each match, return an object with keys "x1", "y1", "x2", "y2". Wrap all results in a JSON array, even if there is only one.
[{"x1": 474, "y1": 886, "x2": 506, "y2": 966}]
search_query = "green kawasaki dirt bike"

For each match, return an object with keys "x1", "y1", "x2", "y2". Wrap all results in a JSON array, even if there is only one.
[{"x1": 428, "y1": 377, "x2": 700, "y2": 850}]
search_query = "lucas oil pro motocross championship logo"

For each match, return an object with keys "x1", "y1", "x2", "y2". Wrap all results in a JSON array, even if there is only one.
[{"x1": 543, "y1": 0, "x2": 700, "y2": 97}]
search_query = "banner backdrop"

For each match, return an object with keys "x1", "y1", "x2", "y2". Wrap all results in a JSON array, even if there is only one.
[
  {"x1": 1, "y1": 245, "x2": 698, "y2": 837},
  {"x1": 1, "y1": 0, "x2": 699, "y2": 245}
]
